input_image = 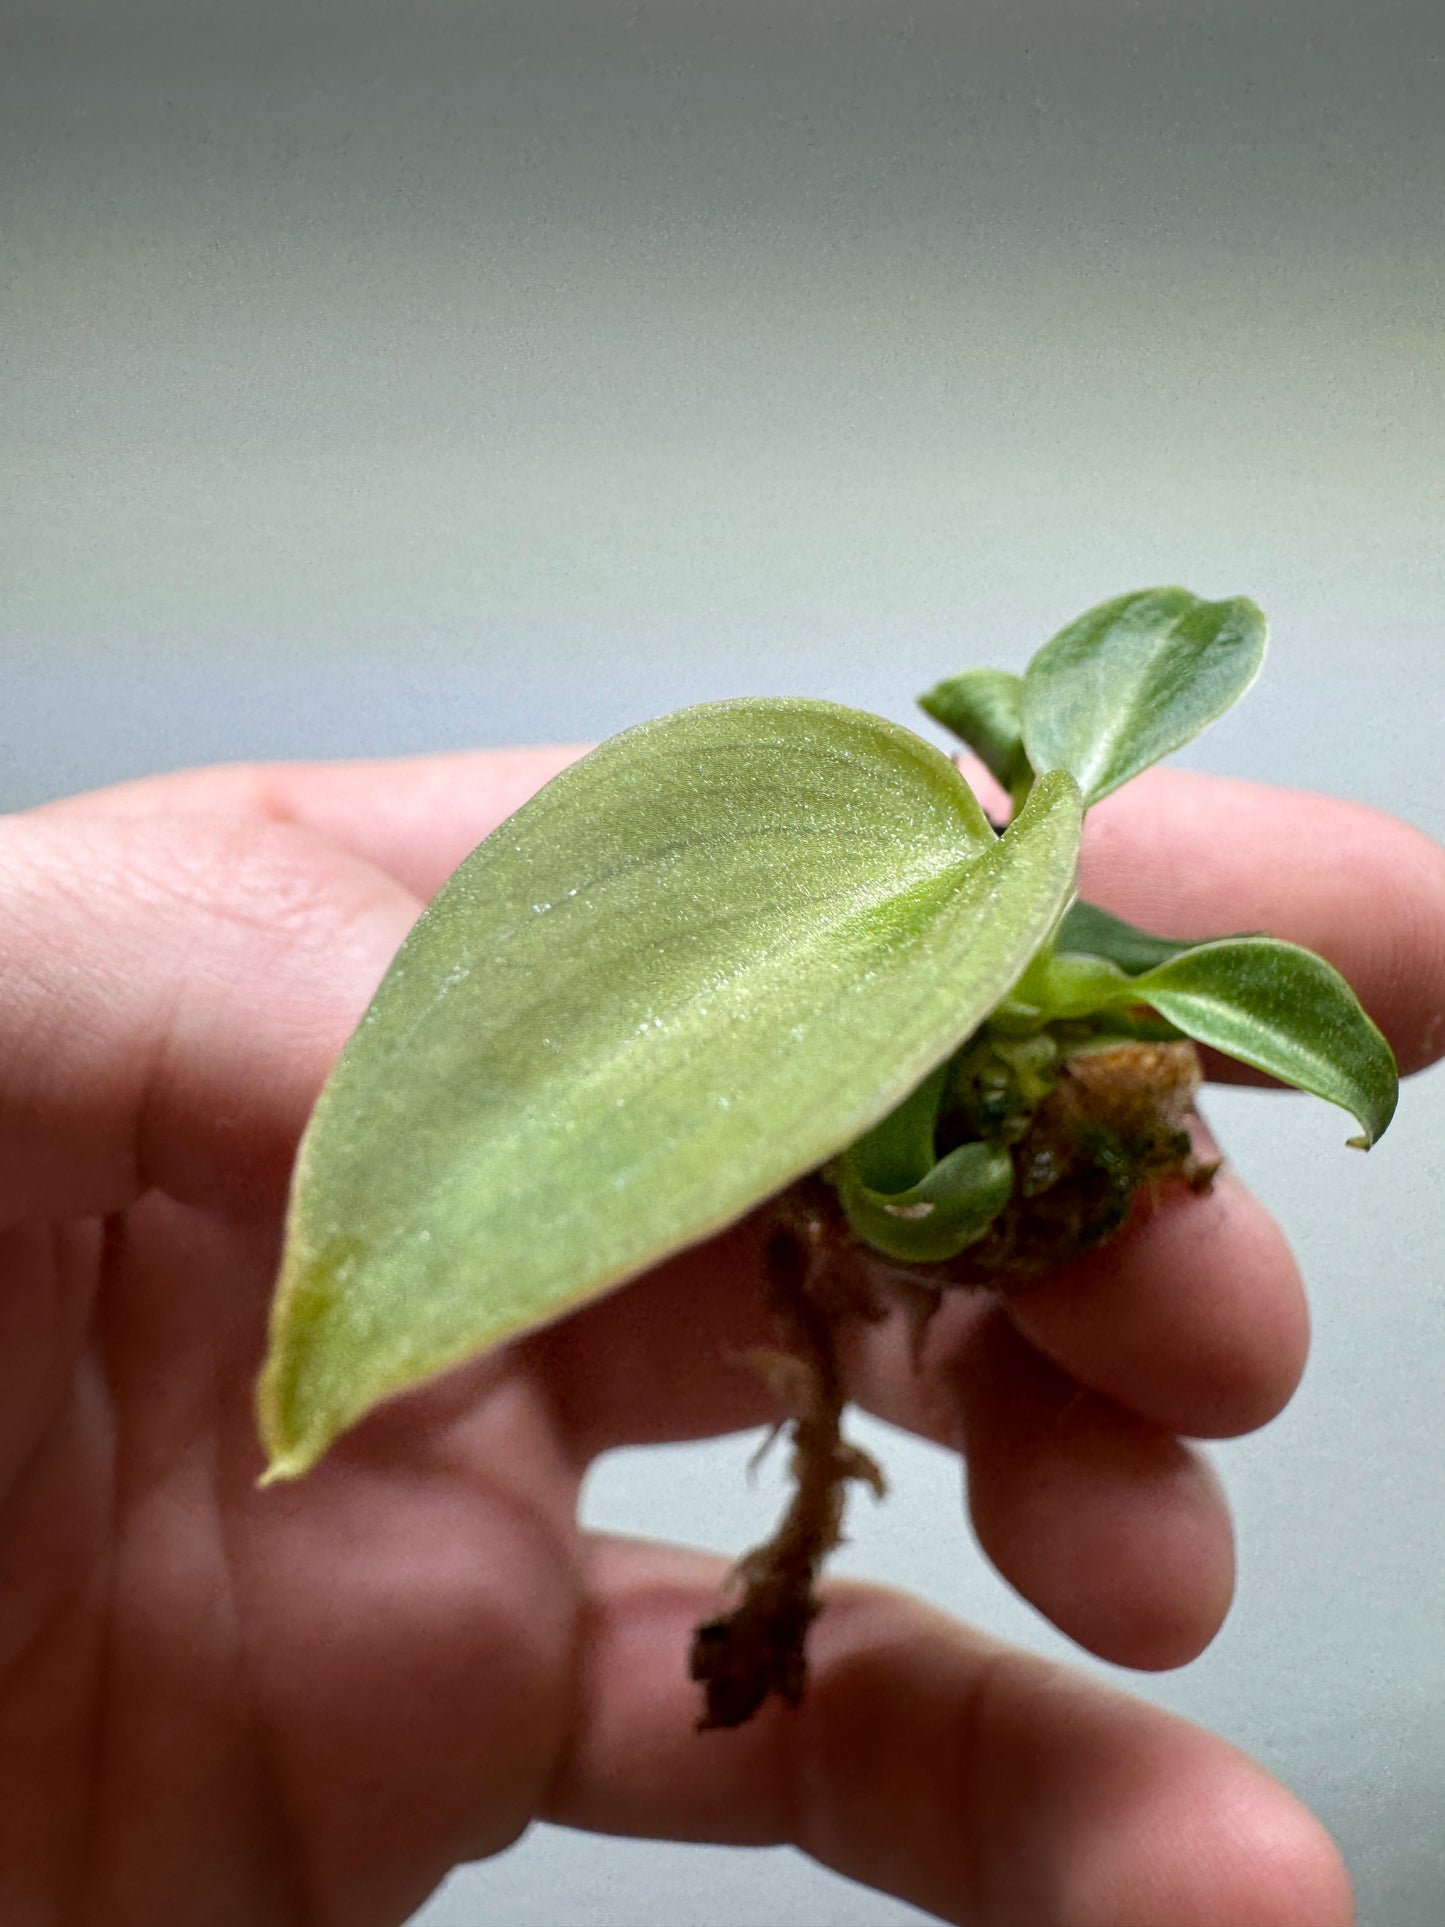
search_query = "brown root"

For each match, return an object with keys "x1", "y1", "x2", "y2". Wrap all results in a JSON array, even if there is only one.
[{"x1": 688, "y1": 1226, "x2": 883, "y2": 1730}]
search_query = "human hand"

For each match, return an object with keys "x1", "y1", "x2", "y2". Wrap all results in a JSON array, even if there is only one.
[{"x1": 4, "y1": 752, "x2": 1442, "y2": 1926}]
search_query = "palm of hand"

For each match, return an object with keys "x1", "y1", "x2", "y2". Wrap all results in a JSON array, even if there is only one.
[{"x1": 3, "y1": 1154, "x2": 580, "y2": 1923}]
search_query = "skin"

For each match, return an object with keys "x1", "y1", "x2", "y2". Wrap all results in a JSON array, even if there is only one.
[{"x1": 2, "y1": 751, "x2": 1444, "y2": 1927}]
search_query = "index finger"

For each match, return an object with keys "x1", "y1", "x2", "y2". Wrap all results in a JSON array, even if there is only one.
[
  {"x1": 546, "y1": 1535, "x2": 1354, "y2": 1927},
  {"x1": 1077, "y1": 765, "x2": 1445, "y2": 1075},
  {"x1": 36, "y1": 752, "x2": 1445, "y2": 1074}
]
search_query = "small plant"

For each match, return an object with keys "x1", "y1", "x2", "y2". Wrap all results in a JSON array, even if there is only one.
[{"x1": 258, "y1": 587, "x2": 1397, "y2": 1728}]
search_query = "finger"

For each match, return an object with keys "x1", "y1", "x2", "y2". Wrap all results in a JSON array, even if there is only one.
[
  {"x1": 834, "y1": 1288, "x2": 1236, "y2": 1670},
  {"x1": 1079, "y1": 767, "x2": 1445, "y2": 1074},
  {"x1": 35, "y1": 755, "x2": 1445, "y2": 1075},
  {"x1": 945, "y1": 1308, "x2": 1234, "y2": 1668},
  {"x1": 26, "y1": 749, "x2": 584, "y2": 906},
  {"x1": 997, "y1": 1167, "x2": 1310, "y2": 1439},
  {"x1": 0, "y1": 812, "x2": 419, "y2": 1226},
  {"x1": 853, "y1": 1172, "x2": 1309, "y2": 1447},
  {"x1": 546, "y1": 1535, "x2": 1354, "y2": 1927}
]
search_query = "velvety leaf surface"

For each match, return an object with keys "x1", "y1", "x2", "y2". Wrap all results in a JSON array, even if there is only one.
[
  {"x1": 260, "y1": 702, "x2": 1082, "y2": 1477},
  {"x1": 918, "y1": 668, "x2": 1030, "y2": 792},
  {"x1": 1127, "y1": 937, "x2": 1399, "y2": 1146},
  {"x1": 1021, "y1": 587, "x2": 1267, "y2": 805}
]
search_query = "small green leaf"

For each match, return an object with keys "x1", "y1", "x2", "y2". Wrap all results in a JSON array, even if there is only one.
[
  {"x1": 259, "y1": 702, "x2": 1083, "y2": 1478},
  {"x1": 832, "y1": 1139, "x2": 1014, "y2": 1264},
  {"x1": 919, "y1": 668, "x2": 1031, "y2": 793},
  {"x1": 1022, "y1": 588, "x2": 1267, "y2": 806},
  {"x1": 1053, "y1": 899, "x2": 1205, "y2": 975},
  {"x1": 1126, "y1": 937, "x2": 1399, "y2": 1146},
  {"x1": 1013, "y1": 950, "x2": 1135, "y2": 1020},
  {"x1": 843, "y1": 1062, "x2": 951, "y2": 1195}
]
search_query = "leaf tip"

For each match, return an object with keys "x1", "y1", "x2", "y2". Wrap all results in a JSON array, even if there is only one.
[
  {"x1": 1347, "y1": 1093, "x2": 1396, "y2": 1151},
  {"x1": 254, "y1": 1389, "x2": 318, "y2": 1485},
  {"x1": 255, "y1": 1382, "x2": 334, "y2": 1484},
  {"x1": 254, "y1": 1330, "x2": 329, "y2": 1487},
  {"x1": 256, "y1": 1453, "x2": 307, "y2": 1490}
]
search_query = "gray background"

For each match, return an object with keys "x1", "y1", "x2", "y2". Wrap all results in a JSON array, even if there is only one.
[{"x1": 3, "y1": 3, "x2": 1443, "y2": 1921}]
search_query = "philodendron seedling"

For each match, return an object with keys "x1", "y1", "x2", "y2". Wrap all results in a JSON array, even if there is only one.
[{"x1": 258, "y1": 586, "x2": 1398, "y2": 1728}]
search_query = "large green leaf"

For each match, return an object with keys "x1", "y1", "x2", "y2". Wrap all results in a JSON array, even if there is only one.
[
  {"x1": 1127, "y1": 937, "x2": 1398, "y2": 1147},
  {"x1": 259, "y1": 702, "x2": 1083, "y2": 1478},
  {"x1": 1022, "y1": 587, "x2": 1267, "y2": 805}
]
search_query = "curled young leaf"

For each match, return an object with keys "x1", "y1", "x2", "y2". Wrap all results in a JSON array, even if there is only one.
[
  {"x1": 259, "y1": 702, "x2": 1083, "y2": 1479},
  {"x1": 918, "y1": 668, "x2": 1031, "y2": 795},
  {"x1": 1126, "y1": 937, "x2": 1399, "y2": 1147},
  {"x1": 1022, "y1": 587, "x2": 1267, "y2": 806},
  {"x1": 831, "y1": 1056, "x2": 1014, "y2": 1262},
  {"x1": 831, "y1": 1139, "x2": 1015, "y2": 1264},
  {"x1": 840, "y1": 1061, "x2": 951, "y2": 1196}
]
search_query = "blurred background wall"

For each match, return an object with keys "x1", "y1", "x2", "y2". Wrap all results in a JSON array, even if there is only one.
[{"x1": 3, "y1": 4, "x2": 1443, "y2": 1922}]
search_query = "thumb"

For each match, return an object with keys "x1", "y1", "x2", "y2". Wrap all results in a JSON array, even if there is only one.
[{"x1": 0, "y1": 810, "x2": 419, "y2": 1228}]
